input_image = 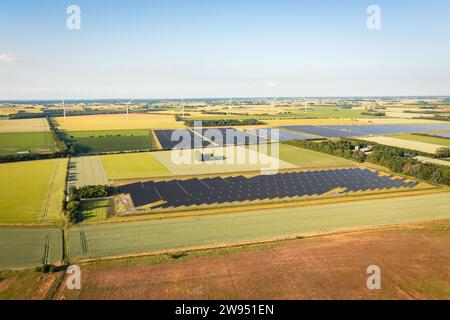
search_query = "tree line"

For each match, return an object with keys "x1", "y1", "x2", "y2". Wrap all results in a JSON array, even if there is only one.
[
  {"x1": 64, "y1": 185, "x2": 110, "y2": 223},
  {"x1": 286, "y1": 138, "x2": 450, "y2": 186}
]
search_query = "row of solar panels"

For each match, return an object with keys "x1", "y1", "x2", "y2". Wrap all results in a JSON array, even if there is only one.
[
  {"x1": 119, "y1": 168, "x2": 418, "y2": 209},
  {"x1": 154, "y1": 124, "x2": 450, "y2": 149},
  {"x1": 281, "y1": 124, "x2": 450, "y2": 138},
  {"x1": 154, "y1": 128, "x2": 316, "y2": 149},
  {"x1": 432, "y1": 132, "x2": 450, "y2": 139}
]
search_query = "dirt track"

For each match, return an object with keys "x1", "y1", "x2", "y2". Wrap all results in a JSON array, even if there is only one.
[{"x1": 58, "y1": 221, "x2": 450, "y2": 300}]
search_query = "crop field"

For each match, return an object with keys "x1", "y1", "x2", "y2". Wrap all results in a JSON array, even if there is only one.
[
  {"x1": 60, "y1": 220, "x2": 450, "y2": 300},
  {"x1": 361, "y1": 136, "x2": 444, "y2": 154},
  {"x1": 53, "y1": 114, "x2": 184, "y2": 131},
  {"x1": 414, "y1": 156, "x2": 450, "y2": 167},
  {"x1": 68, "y1": 192, "x2": 450, "y2": 259},
  {"x1": 252, "y1": 143, "x2": 355, "y2": 168},
  {"x1": 0, "y1": 159, "x2": 67, "y2": 224},
  {"x1": 151, "y1": 145, "x2": 295, "y2": 177},
  {"x1": 68, "y1": 156, "x2": 109, "y2": 188},
  {"x1": 81, "y1": 199, "x2": 109, "y2": 223},
  {"x1": 188, "y1": 107, "x2": 382, "y2": 120},
  {"x1": 101, "y1": 152, "x2": 171, "y2": 180},
  {"x1": 63, "y1": 129, "x2": 154, "y2": 154},
  {"x1": 390, "y1": 134, "x2": 450, "y2": 148},
  {"x1": 0, "y1": 132, "x2": 57, "y2": 155},
  {"x1": 0, "y1": 118, "x2": 50, "y2": 133},
  {"x1": 0, "y1": 227, "x2": 63, "y2": 270}
]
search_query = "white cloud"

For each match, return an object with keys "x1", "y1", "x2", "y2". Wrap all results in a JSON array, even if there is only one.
[{"x1": 0, "y1": 54, "x2": 16, "y2": 62}]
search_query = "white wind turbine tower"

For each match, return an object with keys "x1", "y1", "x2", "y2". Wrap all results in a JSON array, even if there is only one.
[
  {"x1": 62, "y1": 100, "x2": 66, "y2": 123},
  {"x1": 271, "y1": 99, "x2": 275, "y2": 115},
  {"x1": 181, "y1": 94, "x2": 185, "y2": 119},
  {"x1": 123, "y1": 99, "x2": 134, "y2": 120},
  {"x1": 304, "y1": 98, "x2": 308, "y2": 113},
  {"x1": 228, "y1": 97, "x2": 233, "y2": 116}
]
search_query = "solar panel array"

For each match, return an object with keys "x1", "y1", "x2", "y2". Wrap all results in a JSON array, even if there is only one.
[
  {"x1": 282, "y1": 124, "x2": 450, "y2": 138},
  {"x1": 431, "y1": 132, "x2": 450, "y2": 139},
  {"x1": 119, "y1": 168, "x2": 418, "y2": 209},
  {"x1": 155, "y1": 128, "x2": 267, "y2": 150},
  {"x1": 254, "y1": 128, "x2": 316, "y2": 142}
]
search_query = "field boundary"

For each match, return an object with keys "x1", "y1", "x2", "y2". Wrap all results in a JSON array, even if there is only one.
[{"x1": 69, "y1": 217, "x2": 450, "y2": 265}]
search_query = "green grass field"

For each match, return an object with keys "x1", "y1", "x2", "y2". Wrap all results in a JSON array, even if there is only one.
[
  {"x1": 101, "y1": 152, "x2": 171, "y2": 180},
  {"x1": 250, "y1": 143, "x2": 355, "y2": 168},
  {"x1": 64, "y1": 129, "x2": 154, "y2": 155},
  {"x1": 81, "y1": 199, "x2": 109, "y2": 223},
  {"x1": 0, "y1": 132, "x2": 57, "y2": 155},
  {"x1": 391, "y1": 134, "x2": 450, "y2": 148},
  {"x1": 68, "y1": 156, "x2": 109, "y2": 188},
  {"x1": 0, "y1": 159, "x2": 67, "y2": 224},
  {"x1": 68, "y1": 192, "x2": 450, "y2": 259},
  {"x1": 0, "y1": 227, "x2": 63, "y2": 270},
  {"x1": 277, "y1": 143, "x2": 354, "y2": 167},
  {"x1": 189, "y1": 107, "x2": 383, "y2": 120}
]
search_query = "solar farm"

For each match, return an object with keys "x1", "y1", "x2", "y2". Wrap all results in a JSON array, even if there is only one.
[
  {"x1": 119, "y1": 169, "x2": 418, "y2": 209},
  {"x1": 1, "y1": 100, "x2": 450, "y2": 301}
]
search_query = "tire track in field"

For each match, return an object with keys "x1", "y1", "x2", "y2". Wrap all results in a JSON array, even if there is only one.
[
  {"x1": 80, "y1": 231, "x2": 89, "y2": 255},
  {"x1": 42, "y1": 234, "x2": 50, "y2": 264},
  {"x1": 40, "y1": 160, "x2": 61, "y2": 222}
]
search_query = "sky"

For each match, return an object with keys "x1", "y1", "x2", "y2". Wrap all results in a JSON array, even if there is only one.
[{"x1": 0, "y1": 0, "x2": 450, "y2": 100}]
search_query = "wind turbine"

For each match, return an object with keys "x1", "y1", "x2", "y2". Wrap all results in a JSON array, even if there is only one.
[
  {"x1": 304, "y1": 98, "x2": 308, "y2": 113},
  {"x1": 123, "y1": 99, "x2": 134, "y2": 120},
  {"x1": 62, "y1": 100, "x2": 66, "y2": 123},
  {"x1": 271, "y1": 99, "x2": 275, "y2": 115},
  {"x1": 228, "y1": 97, "x2": 233, "y2": 116},
  {"x1": 181, "y1": 94, "x2": 185, "y2": 119}
]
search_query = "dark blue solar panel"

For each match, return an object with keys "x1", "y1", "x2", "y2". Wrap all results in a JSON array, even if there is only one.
[
  {"x1": 432, "y1": 132, "x2": 450, "y2": 139},
  {"x1": 121, "y1": 168, "x2": 419, "y2": 208}
]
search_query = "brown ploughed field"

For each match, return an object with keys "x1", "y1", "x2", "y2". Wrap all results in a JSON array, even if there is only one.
[{"x1": 56, "y1": 220, "x2": 450, "y2": 300}]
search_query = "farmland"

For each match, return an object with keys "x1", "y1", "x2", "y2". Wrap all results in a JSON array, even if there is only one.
[
  {"x1": 59, "y1": 219, "x2": 450, "y2": 300},
  {"x1": 0, "y1": 159, "x2": 67, "y2": 224},
  {"x1": 54, "y1": 114, "x2": 184, "y2": 131},
  {"x1": 101, "y1": 152, "x2": 171, "y2": 180},
  {"x1": 0, "y1": 118, "x2": 50, "y2": 133},
  {"x1": 390, "y1": 134, "x2": 450, "y2": 148},
  {"x1": 0, "y1": 227, "x2": 63, "y2": 270},
  {"x1": 151, "y1": 145, "x2": 295, "y2": 177},
  {"x1": 360, "y1": 136, "x2": 444, "y2": 154},
  {"x1": 81, "y1": 199, "x2": 109, "y2": 223},
  {"x1": 68, "y1": 192, "x2": 450, "y2": 259},
  {"x1": 269, "y1": 143, "x2": 354, "y2": 168},
  {"x1": 0, "y1": 132, "x2": 57, "y2": 155},
  {"x1": 63, "y1": 129, "x2": 154, "y2": 154},
  {"x1": 68, "y1": 156, "x2": 109, "y2": 188}
]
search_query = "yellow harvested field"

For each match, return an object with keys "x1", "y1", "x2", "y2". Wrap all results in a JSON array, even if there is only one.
[
  {"x1": 0, "y1": 118, "x2": 50, "y2": 133},
  {"x1": 361, "y1": 136, "x2": 444, "y2": 154},
  {"x1": 53, "y1": 114, "x2": 184, "y2": 131}
]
